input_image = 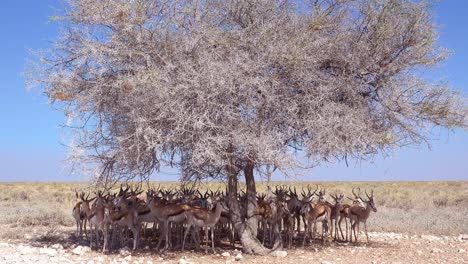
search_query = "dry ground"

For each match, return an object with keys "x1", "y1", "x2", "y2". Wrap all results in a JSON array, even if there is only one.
[
  {"x1": 0, "y1": 232, "x2": 467, "y2": 264},
  {"x1": 0, "y1": 181, "x2": 467, "y2": 263}
]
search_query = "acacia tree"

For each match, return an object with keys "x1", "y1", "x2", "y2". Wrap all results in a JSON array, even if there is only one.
[{"x1": 30, "y1": 0, "x2": 466, "y2": 254}]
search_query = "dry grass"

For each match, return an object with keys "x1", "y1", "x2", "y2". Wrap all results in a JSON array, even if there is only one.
[{"x1": 0, "y1": 181, "x2": 467, "y2": 240}]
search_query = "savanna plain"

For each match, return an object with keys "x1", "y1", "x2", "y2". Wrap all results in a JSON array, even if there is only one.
[{"x1": 0, "y1": 181, "x2": 467, "y2": 264}]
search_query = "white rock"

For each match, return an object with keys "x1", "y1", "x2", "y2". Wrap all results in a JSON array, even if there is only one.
[
  {"x1": 20, "y1": 246, "x2": 36, "y2": 255},
  {"x1": 270, "y1": 250, "x2": 288, "y2": 257},
  {"x1": 119, "y1": 247, "x2": 131, "y2": 256},
  {"x1": 39, "y1": 248, "x2": 57, "y2": 257},
  {"x1": 321, "y1": 261, "x2": 334, "y2": 264},
  {"x1": 51, "y1": 244, "x2": 64, "y2": 250},
  {"x1": 178, "y1": 257, "x2": 194, "y2": 264},
  {"x1": 72, "y1": 245, "x2": 91, "y2": 255},
  {"x1": 87, "y1": 261, "x2": 95, "y2": 264},
  {"x1": 422, "y1": 235, "x2": 442, "y2": 242},
  {"x1": 221, "y1": 252, "x2": 231, "y2": 257},
  {"x1": 234, "y1": 253, "x2": 243, "y2": 261},
  {"x1": 458, "y1": 248, "x2": 466, "y2": 253}
]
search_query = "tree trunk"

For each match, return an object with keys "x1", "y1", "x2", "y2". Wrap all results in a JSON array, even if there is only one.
[{"x1": 226, "y1": 156, "x2": 278, "y2": 255}]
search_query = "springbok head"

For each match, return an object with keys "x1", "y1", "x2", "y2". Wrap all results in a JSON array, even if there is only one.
[
  {"x1": 348, "y1": 187, "x2": 365, "y2": 207},
  {"x1": 316, "y1": 187, "x2": 326, "y2": 202},
  {"x1": 365, "y1": 189, "x2": 377, "y2": 212},
  {"x1": 330, "y1": 193, "x2": 344, "y2": 205}
]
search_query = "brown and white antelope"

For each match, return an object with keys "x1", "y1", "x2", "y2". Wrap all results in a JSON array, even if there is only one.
[
  {"x1": 301, "y1": 196, "x2": 331, "y2": 246},
  {"x1": 328, "y1": 193, "x2": 344, "y2": 241},
  {"x1": 336, "y1": 187, "x2": 367, "y2": 242},
  {"x1": 182, "y1": 194, "x2": 227, "y2": 253},
  {"x1": 72, "y1": 191, "x2": 95, "y2": 238},
  {"x1": 87, "y1": 191, "x2": 109, "y2": 251},
  {"x1": 146, "y1": 192, "x2": 191, "y2": 251},
  {"x1": 349, "y1": 189, "x2": 377, "y2": 243}
]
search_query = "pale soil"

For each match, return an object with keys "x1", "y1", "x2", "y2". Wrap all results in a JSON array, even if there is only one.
[{"x1": 0, "y1": 232, "x2": 467, "y2": 264}]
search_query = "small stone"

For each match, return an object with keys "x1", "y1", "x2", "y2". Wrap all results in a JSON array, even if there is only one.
[
  {"x1": 72, "y1": 245, "x2": 91, "y2": 255},
  {"x1": 422, "y1": 235, "x2": 442, "y2": 242},
  {"x1": 20, "y1": 246, "x2": 36, "y2": 255},
  {"x1": 178, "y1": 257, "x2": 194, "y2": 264},
  {"x1": 321, "y1": 261, "x2": 334, "y2": 264},
  {"x1": 124, "y1": 255, "x2": 132, "y2": 261},
  {"x1": 87, "y1": 261, "x2": 95, "y2": 264},
  {"x1": 312, "y1": 248, "x2": 319, "y2": 252},
  {"x1": 222, "y1": 252, "x2": 231, "y2": 257},
  {"x1": 0, "y1": 242, "x2": 9, "y2": 247},
  {"x1": 234, "y1": 253, "x2": 243, "y2": 261},
  {"x1": 458, "y1": 249, "x2": 466, "y2": 253},
  {"x1": 271, "y1": 250, "x2": 287, "y2": 257},
  {"x1": 416, "y1": 250, "x2": 423, "y2": 256},
  {"x1": 430, "y1": 248, "x2": 443, "y2": 254},
  {"x1": 119, "y1": 247, "x2": 131, "y2": 256},
  {"x1": 146, "y1": 261, "x2": 154, "y2": 264},
  {"x1": 51, "y1": 244, "x2": 64, "y2": 250},
  {"x1": 39, "y1": 248, "x2": 57, "y2": 257}
]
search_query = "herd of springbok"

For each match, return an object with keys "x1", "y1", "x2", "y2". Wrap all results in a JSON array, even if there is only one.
[{"x1": 72, "y1": 184, "x2": 377, "y2": 253}]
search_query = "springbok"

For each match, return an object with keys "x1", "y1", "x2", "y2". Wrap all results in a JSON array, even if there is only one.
[
  {"x1": 301, "y1": 197, "x2": 331, "y2": 246},
  {"x1": 182, "y1": 195, "x2": 226, "y2": 253},
  {"x1": 349, "y1": 189, "x2": 377, "y2": 243},
  {"x1": 72, "y1": 191, "x2": 84, "y2": 237},
  {"x1": 328, "y1": 193, "x2": 344, "y2": 241},
  {"x1": 87, "y1": 191, "x2": 108, "y2": 250},
  {"x1": 336, "y1": 187, "x2": 366, "y2": 242},
  {"x1": 107, "y1": 188, "x2": 141, "y2": 251},
  {"x1": 146, "y1": 193, "x2": 191, "y2": 251},
  {"x1": 72, "y1": 191, "x2": 95, "y2": 238}
]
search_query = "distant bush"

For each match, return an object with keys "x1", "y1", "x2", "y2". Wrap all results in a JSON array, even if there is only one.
[{"x1": 433, "y1": 197, "x2": 448, "y2": 207}]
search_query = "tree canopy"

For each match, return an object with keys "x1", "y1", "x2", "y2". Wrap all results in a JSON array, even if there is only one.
[{"x1": 29, "y1": 0, "x2": 466, "y2": 183}]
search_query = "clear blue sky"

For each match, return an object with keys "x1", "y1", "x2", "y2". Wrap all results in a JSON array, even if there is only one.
[{"x1": 0, "y1": 1, "x2": 466, "y2": 182}]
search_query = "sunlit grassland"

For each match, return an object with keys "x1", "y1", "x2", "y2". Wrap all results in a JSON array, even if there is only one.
[{"x1": 0, "y1": 181, "x2": 467, "y2": 240}]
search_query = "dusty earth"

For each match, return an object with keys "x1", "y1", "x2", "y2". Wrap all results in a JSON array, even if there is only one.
[{"x1": 0, "y1": 232, "x2": 467, "y2": 264}]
